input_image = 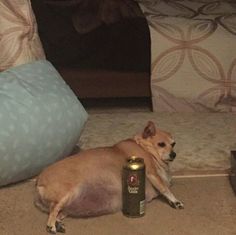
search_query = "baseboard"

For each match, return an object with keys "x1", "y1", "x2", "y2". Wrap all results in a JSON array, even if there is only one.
[{"x1": 173, "y1": 169, "x2": 230, "y2": 179}]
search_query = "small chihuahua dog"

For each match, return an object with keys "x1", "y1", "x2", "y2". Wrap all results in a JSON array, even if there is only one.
[{"x1": 35, "y1": 121, "x2": 184, "y2": 234}]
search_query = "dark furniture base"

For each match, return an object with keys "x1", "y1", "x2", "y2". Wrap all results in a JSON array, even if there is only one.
[
  {"x1": 80, "y1": 97, "x2": 152, "y2": 110},
  {"x1": 31, "y1": 0, "x2": 151, "y2": 99},
  {"x1": 58, "y1": 69, "x2": 151, "y2": 98}
]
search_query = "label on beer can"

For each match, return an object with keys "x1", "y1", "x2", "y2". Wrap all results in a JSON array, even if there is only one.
[{"x1": 127, "y1": 173, "x2": 139, "y2": 194}]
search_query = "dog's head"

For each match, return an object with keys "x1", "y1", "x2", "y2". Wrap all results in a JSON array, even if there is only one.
[{"x1": 135, "y1": 121, "x2": 176, "y2": 163}]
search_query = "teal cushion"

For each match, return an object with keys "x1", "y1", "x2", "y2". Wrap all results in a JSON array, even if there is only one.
[{"x1": 0, "y1": 60, "x2": 88, "y2": 186}]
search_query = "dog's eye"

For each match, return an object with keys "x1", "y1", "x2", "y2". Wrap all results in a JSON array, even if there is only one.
[
  {"x1": 171, "y1": 142, "x2": 176, "y2": 147},
  {"x1": 158, "y1": 142, "x2": 166, "y2": 148}
]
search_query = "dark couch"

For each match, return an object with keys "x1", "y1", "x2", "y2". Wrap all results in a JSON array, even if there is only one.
[{"x1": 31, "y1": 0, "x2": 151, "y2": 98}]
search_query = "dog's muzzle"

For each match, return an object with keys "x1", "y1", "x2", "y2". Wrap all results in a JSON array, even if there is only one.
[{"x1": 169, "y1": 151, "x2": 176, "y2": 161}]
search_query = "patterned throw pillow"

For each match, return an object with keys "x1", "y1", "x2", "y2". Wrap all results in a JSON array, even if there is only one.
[
  {"x1": 0, "y1": 60, "x2": 88, "y2": 186},
  {"x1": 0, "y1": 0, "x2": 45, "y2": 71}
]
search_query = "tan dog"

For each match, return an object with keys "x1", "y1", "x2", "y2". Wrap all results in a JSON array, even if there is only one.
[{"x1": 35, "y1": 121, "x2": 184, "y2": 234}]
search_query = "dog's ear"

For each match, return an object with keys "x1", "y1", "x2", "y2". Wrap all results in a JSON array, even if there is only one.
[{"x1": 142, "y1": 121, "x2": 156, "y2": 139}]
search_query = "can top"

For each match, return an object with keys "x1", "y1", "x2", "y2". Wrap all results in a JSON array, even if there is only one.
[
  {"x1": 125, "y1": 156, "x2": 145, "y2": 170},
  {"x1": 128, "y1": 156, "x2": 144, "y2": 163}
]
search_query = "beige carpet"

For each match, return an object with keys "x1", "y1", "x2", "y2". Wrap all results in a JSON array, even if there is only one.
[
  {"x1": 79, "y1": 112, "x2": 236, "y2": 174},
  {"x1": 1, "y1": 105, "x2": 236, "y2": 235},
  {"x1": 0, "y1": 177, "x2": 236, "y2": 235}
]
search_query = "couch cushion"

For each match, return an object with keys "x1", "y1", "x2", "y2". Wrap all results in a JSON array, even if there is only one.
[
  {"x1": 0, "y1": 0, "x2": 45, "y2": 71},
  {"x1": 139, "y1": 0, "x2": 236, "y2": 112},
  {"x1": 0, "y1": 60, "x2": 88, "y2": 186}
]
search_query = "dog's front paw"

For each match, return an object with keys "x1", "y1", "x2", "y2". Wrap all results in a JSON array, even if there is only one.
[{"x1": 170, "y1": 200, "x2": 184, "y2": 209}]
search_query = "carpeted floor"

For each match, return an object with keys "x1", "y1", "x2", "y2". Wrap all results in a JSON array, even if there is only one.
[
  {"x1": 0, "y1": 177, "x2": 236, "y2": 235},
  {"x1": 1, "y1": 101, "x2": 236, "y2": 235}
]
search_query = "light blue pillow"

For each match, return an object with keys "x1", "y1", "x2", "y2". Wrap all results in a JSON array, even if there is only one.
[{"x1": 0, "y1": 60, "x2": 88, "y2": 186}]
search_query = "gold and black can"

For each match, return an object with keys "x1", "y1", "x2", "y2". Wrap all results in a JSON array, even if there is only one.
[{"x1": 122, "y1": 156, "x2": 145, "y2": 217}]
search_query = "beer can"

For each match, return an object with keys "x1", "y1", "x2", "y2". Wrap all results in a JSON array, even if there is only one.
[{"x1": 122, "y1": 156, "x2": 145, "y2": 217}]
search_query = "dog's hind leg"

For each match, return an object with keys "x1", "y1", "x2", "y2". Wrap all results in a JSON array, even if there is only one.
[
  {"x1": 46, "y1": 194, "x2": 70, "y2": 234},
  {"x1": 47, "y1": 203, "x2": 62, "y2": 234}
]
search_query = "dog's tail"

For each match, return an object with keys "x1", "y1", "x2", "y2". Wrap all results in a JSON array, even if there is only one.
[
  {"x1": 34, "y1": 181, "x2": 49, "y2": 214},
  {"x1": 34, "y1": 195, "x2": 49, "y2": 214}
]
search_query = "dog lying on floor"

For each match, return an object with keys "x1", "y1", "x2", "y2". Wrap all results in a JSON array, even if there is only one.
[{"x1": 35, "y1": 121, "x2": 184, "y2": 234}]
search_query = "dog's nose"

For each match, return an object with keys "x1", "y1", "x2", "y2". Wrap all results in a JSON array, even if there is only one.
[{"x1": 169, "y1": 151, "x2": 176, "y2": 160}]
